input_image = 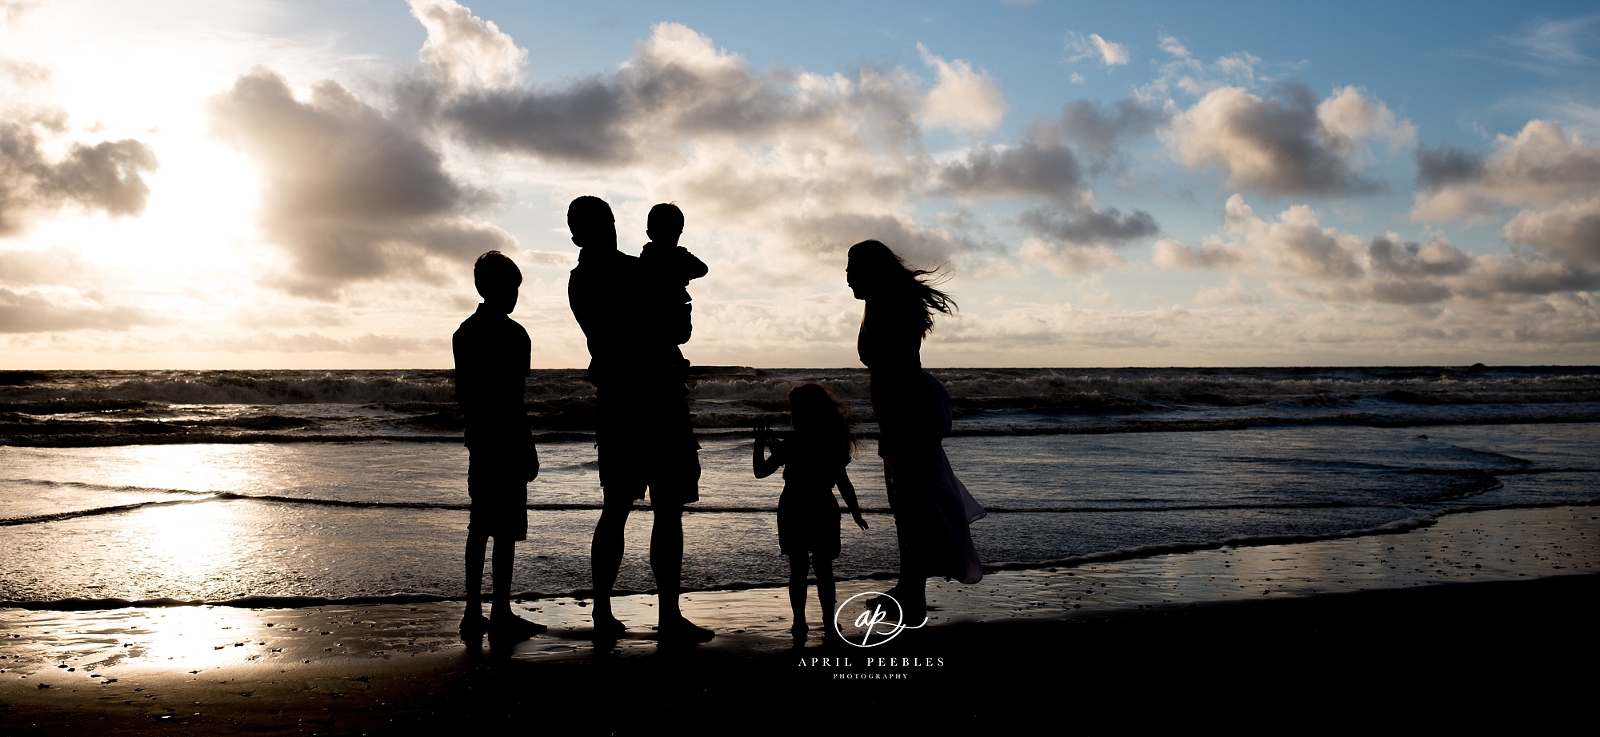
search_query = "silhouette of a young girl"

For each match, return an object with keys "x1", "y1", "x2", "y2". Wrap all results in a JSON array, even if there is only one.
[
  {"x1": 847, "y1": 240, "x2": 985, "y2": 623},
  {"x1": 754, "y1": 383, "x2": 868, "y2": 640}
]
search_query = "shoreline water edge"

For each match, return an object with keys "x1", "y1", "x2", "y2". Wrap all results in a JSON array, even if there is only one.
[
  {"x1": 3, "y1": 367, "x2": 1598, "y2": 730},
  {"x1": 2, "y1": 504, "x2": 1596, "y2": 732}
]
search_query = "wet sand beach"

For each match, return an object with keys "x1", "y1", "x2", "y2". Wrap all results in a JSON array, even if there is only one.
[{"x1": 2, "y1": 504, "x2": 1596, "y2": 733}]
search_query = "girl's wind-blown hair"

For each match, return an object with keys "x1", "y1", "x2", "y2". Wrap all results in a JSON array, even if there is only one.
[
  {"x1": 787, "y1": 383, "x2": 859, "y2": 457},
  {"x1": 847, "y1": 240, "x2": 956, "y2": 337}
]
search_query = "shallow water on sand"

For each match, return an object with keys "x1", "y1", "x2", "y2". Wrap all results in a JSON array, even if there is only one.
[{"x1": 2, "y1": 423, "x2": 1597, "y2": 605}]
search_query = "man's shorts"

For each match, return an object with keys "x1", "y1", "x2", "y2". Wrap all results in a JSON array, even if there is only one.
[
  {"x1": 595, "y1": 385, "x2": 700, "y2": 507},
  {"x1": 468, "y1": 446, "x2": 529, "y2": 541}
]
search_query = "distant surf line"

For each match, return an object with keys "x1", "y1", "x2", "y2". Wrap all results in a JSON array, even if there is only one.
[{"x1": 7, "y1": 410, "x2": 1600, "y2": 448}]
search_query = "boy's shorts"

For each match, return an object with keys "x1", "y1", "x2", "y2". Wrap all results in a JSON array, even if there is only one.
[{"x1": 468, "y1": 448, "x2": 529, "y2": 540}]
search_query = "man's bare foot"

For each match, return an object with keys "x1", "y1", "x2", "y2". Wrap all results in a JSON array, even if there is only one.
[
  {"x1": 459, "y1": 611, "x2": 489, "y2": 641},
  {"x1": 658, "y1": 616, "x2": 715, "y2": 643},
  {"x1": 591, "y1": 613, "x2": 627, "y2": 639},
  {"x1": 488, "y1": 614, "x2": 547, "y2": 644}
]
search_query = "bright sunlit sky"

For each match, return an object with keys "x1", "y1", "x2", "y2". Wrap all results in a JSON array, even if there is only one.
[{"x1": 2, "y1": 0, "x2": 1598, "y2": 368}]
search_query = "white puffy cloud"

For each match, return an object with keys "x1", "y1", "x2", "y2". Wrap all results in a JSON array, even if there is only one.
[
  {"x1": 1412, "y1": 120, "x2": 1600, "y2": 222},
  {"x1": 1503, "y1": 195, "x2": 1600, "y2": 268},
  {"x1": 918, "y1": 43, "x2": 1006, "y2": 134},
  {"x1": 1411, "y1": 120, "x2": 1600, "y2": 269},
  {"x1": 410, "y1": 0, "x2": 526, "y2": 90},
  {"x1": 1164, "y1": 83, "x2": 1412, "y2": 196},
  {"x1": 1064, "y1": 31, "x2": 1129, "y2": 67}
]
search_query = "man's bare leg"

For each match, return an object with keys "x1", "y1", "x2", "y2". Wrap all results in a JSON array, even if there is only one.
[
  {"x1": 589, "y1": 497, "x2": 632, "y2": 635},
  {"x1": 652, "y1": 502, "x2": 713, "y2": 641}
]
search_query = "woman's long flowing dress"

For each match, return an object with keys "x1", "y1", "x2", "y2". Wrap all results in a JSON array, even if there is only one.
[{"x1": 860, "y1": 302, "x2": 986, "y2": 584}]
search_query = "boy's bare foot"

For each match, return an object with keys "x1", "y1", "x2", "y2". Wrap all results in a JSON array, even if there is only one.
[
  {"x1": 488, "y1": 614, "x2": 547, "y2": 644},
  {"x1": 459, "y1": 612, "x2": 489, "y2": 641},
  {"x1": 591, "y1": 614, "x2": 627, "y2": 640},
  {"x1": 658, "y1": 616, "x2": 715, "y2": 643}
]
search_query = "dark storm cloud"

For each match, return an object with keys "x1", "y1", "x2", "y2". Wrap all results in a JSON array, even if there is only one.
[
  {"x1": 0, "y1": 116, "x2": 157, "y2": 237},
  {"x1": 209, "y1": 69, "x2": 513, "y2": 295}
]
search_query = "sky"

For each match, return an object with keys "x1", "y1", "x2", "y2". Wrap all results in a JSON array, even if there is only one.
[{"x1": 2, "y1": 0, "x2": 1598, "y2": 369}]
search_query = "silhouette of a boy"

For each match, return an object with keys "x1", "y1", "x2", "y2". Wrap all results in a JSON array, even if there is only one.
[
  {"x1": 454, "y1": 251, "x2": 544, "y2": 643},
  {"x1": 638, "y1": 203, "x2": 708, "y2": 356},
  {"x1": 567, "y1": 196, "x2": 713, "y2": 643}
]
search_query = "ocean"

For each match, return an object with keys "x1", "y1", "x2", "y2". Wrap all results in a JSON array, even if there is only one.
[{"x1": 2, "y1": 366, "x2": 1598, "y2": 607}]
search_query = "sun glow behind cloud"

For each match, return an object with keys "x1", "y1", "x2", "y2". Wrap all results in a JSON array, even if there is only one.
[{"x1": 1, "y1": 1, "x2": 1597, "y2": 368}]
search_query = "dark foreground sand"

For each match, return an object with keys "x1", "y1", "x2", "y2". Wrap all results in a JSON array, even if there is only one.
[{"x1": 3, "y1": 505, "x2": 1598, "y2": 734}]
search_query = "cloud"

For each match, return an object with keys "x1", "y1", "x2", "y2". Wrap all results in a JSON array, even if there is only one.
[
  {"x1": 410, "y1": 0, "x2": 526, "y2": 90},
  {"x1": 1012, "y1": 193, "x2": 1158, "y2": 277},
  {"x1": 938, "y1": 136, "x2": 1081, "y2": 201},
  {"x1": 1142, "y1": 34, "x2": 1260, "y2": 98},
  {"x1": 1158, "y1": 33, "x2": 1191, "y2": 60},
  {"x1": 1503, "y1": 195, "x2": 1600, "y2": 268},
  {"x1": 1057, "y1": 98, "x2": 1171, "y2": 159},
  {"x1": 918, "y1": 43, "x2": 1007, "y2": 134},
  {"x1": 268, "y1": 331, "x2": 435, "y2": 354},
  {"x1": 1163, "y1": 83, "x2": 1412, "y2": 196},
  {"x1": 1411, "y1": 120, "x2": 1600, "y2": 270},
  {"x1": 0, "y1": 114, "x2": 157, "y2": 237},
  {"x1": 209, "y1": 69, "x2": 513, "y2": 296},
  {"x1": 1155, "y1": 195, "x2": 1600, "y2": 305},
  {"x1": 0, "y1": 246, "x2": 95, "y2": 285},
  {"x1": 1018, "y1": 202, "x2": 1159, "y2": 246},
  {"x1": 775, "y1": 211, "x2": 983, "y2": 267},
  {"x1": 1500, "y1": 15, "x2": 1600, "y2": 69},
  {"x1": 390, "y1": 6, "x2": 1161, "y2": 273},
  {"x1": 0, "y1": 287, "x2": 156, "y2": 333},
  {"x1": 1412, "y1": 120, "x2": 1600, "y2": 221},
  {"x1": 1194, "y1": 277, "x2": 1261, "y2": 305},
  {"x1": 1064, "y1": 31, "x2": 1129, "y2": 67},
  {"x1": 414, "y1": 19, "x2": 931, "y2": 167}
]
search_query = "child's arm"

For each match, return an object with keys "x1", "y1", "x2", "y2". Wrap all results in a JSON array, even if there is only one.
[
  {"x1": 752, "y1": 424, "x2": 782, "y2": 479},
  {"x1": 837, "y1": 470, "x2": 868, "y2": 530},
  {"x1": 675, "y1": 246, "x2": 708, "y2": 281}
]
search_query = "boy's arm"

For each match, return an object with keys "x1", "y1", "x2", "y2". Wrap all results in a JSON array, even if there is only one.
[
  {"x1": 752, "y1": 424, "x2": 782, "y2": 479},
  {"x1": 675, "y1": 246, "x2": 708, "y2": 281},
  {"x1": 837, "y1": 470, "x2": 868, "y2": 530}
]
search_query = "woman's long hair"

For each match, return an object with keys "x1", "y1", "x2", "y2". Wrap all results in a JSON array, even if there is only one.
[
  {"x1": 848, "y1": 240, "x2": 956, "y2": 337},
  {"x1": 788, "y1": 383, "x2": 859, "y2": 458}
]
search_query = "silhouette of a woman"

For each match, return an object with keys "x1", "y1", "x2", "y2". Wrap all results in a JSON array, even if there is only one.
[{"x1": 848, "y1": 240, "x2": 985, "y2": 622}]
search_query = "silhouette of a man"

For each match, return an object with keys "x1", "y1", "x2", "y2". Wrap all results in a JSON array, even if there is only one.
[
  {"x1": 454, "y1": 251, "x2": 545, "y2": 644},
  {"x1": 567, "y1": 196, "x2": 713, "y2": 642}
]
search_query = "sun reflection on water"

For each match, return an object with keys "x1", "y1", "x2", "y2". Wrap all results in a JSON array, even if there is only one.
[{"x1": 120, "y1": 500, "x2": 254, "y2": 597}]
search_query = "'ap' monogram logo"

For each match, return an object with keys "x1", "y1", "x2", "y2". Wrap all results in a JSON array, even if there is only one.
[{"x1": 833, "y1": 591, "x2": 927, "y2": 647}]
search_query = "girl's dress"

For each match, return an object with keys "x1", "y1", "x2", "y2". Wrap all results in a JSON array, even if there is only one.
[
  {"x1": 859, "y1": 300, "x2": 986, "y2": 584},
  {"x1": 769, "y1": 436, "x2": 850, "y2": 559}
]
